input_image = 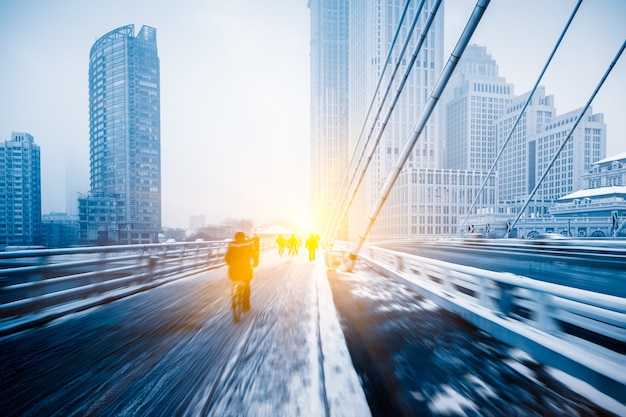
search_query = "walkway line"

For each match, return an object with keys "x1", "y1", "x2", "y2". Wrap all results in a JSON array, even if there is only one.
[{"x1": 315, "y1": 262, "x2": 371, "y2": 416}]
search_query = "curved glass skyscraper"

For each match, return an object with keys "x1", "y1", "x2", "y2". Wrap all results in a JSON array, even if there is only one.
[{"x1": 79, "y1": 24, "x2": 161, "y2": 245}]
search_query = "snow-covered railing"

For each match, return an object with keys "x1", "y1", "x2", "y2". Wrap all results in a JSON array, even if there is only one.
[
  {"x1": 361, "y1": 244, "x2": 624, "y2": 343},
  {"x1": 334, "y1": 242, "x2": 626, "y2": 406},
  {"x1": 0, "y1": 241, "x2": 229, "y2": 336}
]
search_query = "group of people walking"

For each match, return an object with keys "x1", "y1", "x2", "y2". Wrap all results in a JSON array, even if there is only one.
[
  {"x1": 276, "y1": 233, "x2": 319, "y2": 261},
  {"x1": 223, "y1": 231, "x2": 321, "y2": 320}
]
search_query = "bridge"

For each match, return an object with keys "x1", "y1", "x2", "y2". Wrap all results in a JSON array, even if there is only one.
[
  {"x1": 2, "y1": 1, "x2": 625, "y2": 415},
  {"x1": 1, "y1": 239, "x2": 624, "y2": 416}
]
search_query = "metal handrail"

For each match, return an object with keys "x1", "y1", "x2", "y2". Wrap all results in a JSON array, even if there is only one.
[
  {"x1": 0, "y1": 241, "x2": 229, "y2": 336},
  {"x1": 333, "y1": 242, "x2": 625, "y2": 404}
]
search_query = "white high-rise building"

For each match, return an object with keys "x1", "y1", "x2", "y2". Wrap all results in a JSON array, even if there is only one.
[
  {"x1": 444, "y1": 44, "x2": 514, "y2": 171},
  {"x1": 497, "y1": 88, "x2": 606, "y2": 219},
  {"x1": 496, "y1": 87, "x2": 556, "y2": 217},
  {"x1": 535, "y1": 108, "x2": 606, "y2": 204},
  {"x1": 189, "y1": 214, "x2": 206, "y2": 231},
  {"x1": 309, "y1": 0, "x2": 350, "y2": 237},
  {"x1": 348, "y1": 0, "x2": 444, "y2": 241}
]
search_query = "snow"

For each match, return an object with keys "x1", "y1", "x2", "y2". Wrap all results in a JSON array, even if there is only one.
[
  {"x1": 503, "y1": 359, "x2": 542, "y2": 386},
  {"x1": 508, "y1": 347, "x2": 538, "y2": 364},
  {"x1": 419, "y1": 298, "x2": 442, "y2": 311},
  {"x1": 358, "y1": 250, "x2": 626, "y2": 414},
  {"x1": 558, "y1": 185, "x2": 626, "y2": 200},
  {"x1": 463, "y1": 374, "x2": 497, "y2": 400},
  {"x1": 428, "y1": 384, "x2": 477, "y2": 416},
  {"x1": 595, "y1": 152, "x2": 626, "y2": 165},
  {"x1": 375, "y1": 302, "x2": 420, "y2": 314},
  {"x1": 547, "y1": 368, "x2": 626, "y2": 417},
  {"x1": 314, "y1": 263, "x2": 372, "y2": 417}
]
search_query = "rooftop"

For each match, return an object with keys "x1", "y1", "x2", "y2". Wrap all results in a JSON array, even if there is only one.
[
  {"x1": 558, "y1": 185, "x2": 626, "y2": 201},
  {"x1": 595, "y1": 152, "x2": 626, "y2": 165}
]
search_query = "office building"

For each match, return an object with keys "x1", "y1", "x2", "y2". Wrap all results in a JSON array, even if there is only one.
[
  {"x1": 495, "y1": 87, "x2": 556, "y2": 218},
  {"x1": 309, "y1": 0, "x2": 350, "y2": 237},
  {"x1": 444, "y1": 44, "x2": 514, "y2": 171},
  {"x1": 497, "y1": 88, "x2": 606, "y2": 219},
  {"x1": 0, "y1": 132, "x2": 42, "y2": 247},
  {"x1": 189, "y1": 214, "x2": 206, "y2": 231},
  {"x1": 348, "y1": 0, "x2": 444, "y2": 241},
  {"x1": 518, "y1": 152, "x2": 625, "y2": 238},
  {"x1": 468, "y1": 93, "x2": 607, "y2": 238},
  {"x1": 42, "y1": 212, "x2": 79, "y2": 248},
  {"x1": 535, "y1": 108, "x2": 606, "y2": 202},
  {"x1": 442, "y1": 44, "x2": 514, "y2": 235},
  {"x1": 79, "y1": 24, "x2": 161, "y2": 245}
]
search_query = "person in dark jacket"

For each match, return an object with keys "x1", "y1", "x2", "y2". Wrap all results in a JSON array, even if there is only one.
[{"x1": 225, "y1": 231, "x2": 255, "y2": 311}]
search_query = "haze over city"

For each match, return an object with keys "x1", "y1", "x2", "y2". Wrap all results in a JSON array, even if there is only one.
[{"x1": 1, "y1": 0, "x2": 624, "y2": 230}]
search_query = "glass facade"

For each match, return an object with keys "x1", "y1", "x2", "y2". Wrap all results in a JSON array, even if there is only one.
[
  {"x1": 80, "y1": 25, "x2": 161, "y2": 245},
  {"x1": 0, "y1": 132, "x2": 42, "y2": 246},
  {"x1": 309, "y1": 0, "x2": 350, "y2": 237}
]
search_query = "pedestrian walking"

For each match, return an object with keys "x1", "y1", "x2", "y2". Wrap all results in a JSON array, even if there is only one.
[
  {"x1": 276, "y1": 234, "x2": 286, "y2": 255},
  {"x1": 306, "y1": 233, "x2": 319, "y2": 261},
  {"x1": 288, "y1": 234, "x2": 299, "y2": 256}
]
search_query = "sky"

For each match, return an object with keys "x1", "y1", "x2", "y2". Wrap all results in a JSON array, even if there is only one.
[{"x1": 0, "y1": 0, "x2": 624, "y2": 230}]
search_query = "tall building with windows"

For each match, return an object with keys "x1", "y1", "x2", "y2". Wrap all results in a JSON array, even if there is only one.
[
  {"x1": 496, "y1": 87, "x2": 556, "y2": 218},
  {"x1": 535, "y1": 108, "x2": 606, "y2": 203},
  {"x1": 496, "y1": 86, "x2": 606, "y2": 219},
  {"x1": 309, "y1": 0, "x2": 350, "y2": 237},
  {"x1": 0, "y1": 132, "x2": 42, "y2": 246},
  {"x1": 348, "y1": 0, "x2": 444, "y2": 240},
  {"x1": 79, "y1": 24, "x2": 161, "y2": 245},
  {"x1": 444, "y1": 44, "x2": 514, "y2": 171},
  {"x1": 441, "y1": 44, "x2": 514, "y2": 234}
]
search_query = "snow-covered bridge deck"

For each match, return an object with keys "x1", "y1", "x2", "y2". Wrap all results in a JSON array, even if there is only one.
[{"x1": 0, "y1": 252, "x2": 369, "y2": 416}]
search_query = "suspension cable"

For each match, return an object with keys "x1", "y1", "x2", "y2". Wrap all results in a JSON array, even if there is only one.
[
  {"x1": 345, "y1": 0, "x2": 492, "y2": 271},
  {"x1": 323, "y1": 0, "x2": 424, "y2": 242},
  {"x1": 507, "y1": 39, "x2": 626, "y2": 236},
  {"x1": 457, "y1": 0, "x2": 583, "y2": 233},
  {"x1": 326, "y1": 0, "x2": 436, "y2": 243}
]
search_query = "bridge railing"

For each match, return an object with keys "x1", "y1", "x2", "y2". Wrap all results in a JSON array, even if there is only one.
[
  {"x1": 351, "y1": 243, "x2": 625, "y2": 352},
  {"x1": 0, "y1": 241, "x2": 229, "y2": 336},
  {"x1": 333, "y1": 242, "x2": 626, "y2": 404}
]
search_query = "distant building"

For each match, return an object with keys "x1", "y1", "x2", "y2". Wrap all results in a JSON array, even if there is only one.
[
  {"x1": 536, "y1": 108, "x2": 606, "y2": 202},
  {"x1": 0, "y1": 132, "x2": 42, "y2": 247},
  {"x1": 79, "y1": 24, "x2": 161, "y2": 245},
  {"x1": 42, "y1": 212, "x2": 79, "y2": 248},
  {"x1": 496, "y1": 87, "x2": 557, "y2": 218},
  {"x1": 444, "y1": 44, "x2": 514, "y2": 171},
  {"x1": 444, "y1": 44, "x2": 513, "y2": 235},
  {"x1": 189, "y1": 214, "x2": 206, "y2": 231},
  {"x1": 543, "y1": 152, "x2": 626, "y2": 238},
  {"x1": 383, "y1": 168, "x2": 496, "y2": 239}
]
